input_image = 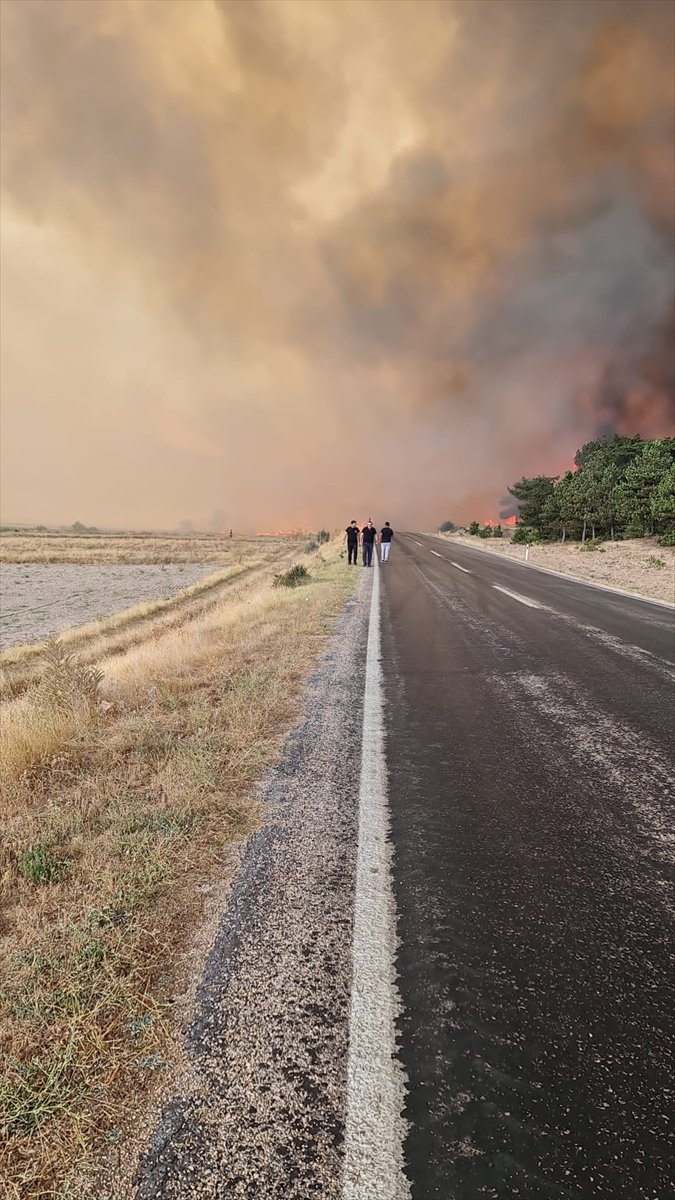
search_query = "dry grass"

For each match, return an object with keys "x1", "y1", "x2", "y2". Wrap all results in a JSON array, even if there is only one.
[
  {"x1": 0, "y1": 533, "x2": 306, "y2": 565},
  {"x1": 0, "y1": 542, "x2": 355, "y2": 1199}
]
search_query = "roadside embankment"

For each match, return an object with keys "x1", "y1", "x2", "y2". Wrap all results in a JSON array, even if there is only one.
[
  {"x1": 0, "y1": 542, "x2": 356, "y2": 1199},
  {"x1": 437, "y1": 533, "x2": 675, "y2": 604}
]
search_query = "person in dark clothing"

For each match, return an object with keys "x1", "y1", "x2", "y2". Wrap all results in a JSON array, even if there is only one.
[
  {"x1": 361, "y1": 519, "x2": 377, "y2": 566},
  {"x1": 380, "y1": 521, "x2": 394, "y2": 563},
  {"x1": 343, "y1": 519, "x2": 360, "y2": 565}
]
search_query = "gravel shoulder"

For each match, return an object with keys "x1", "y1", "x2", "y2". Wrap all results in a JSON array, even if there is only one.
[
  {"x1": 438, "y1": 534, "x2": 675, "y2": 604},
  {"x1": 128, "y1": 573, "x2": 370, "y2": 1200}
]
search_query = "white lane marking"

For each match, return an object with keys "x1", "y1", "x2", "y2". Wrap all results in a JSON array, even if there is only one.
[
  {"x1": 492, "y1": 584, "x2": 542, "y2": 609},
  {"x1": 451, "y1": 561, "x2": 472, "y2": 574},
  {"x1": 343, "y1": 565, "x2": 410, "y2": 1200},
  {"x1": 430, "y1": 550, "x2": 443, "y2": 557},
  {"x1": 438, "y1": 539, "x2": 675, "y2": 610},
  {"x1": 413, "y1": 540, "x2": 423, "y2": 546}
]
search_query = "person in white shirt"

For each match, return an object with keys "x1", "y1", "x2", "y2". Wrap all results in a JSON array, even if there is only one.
[{"x1": 380, "y1": 522, "x2": 394, "y2": 563}]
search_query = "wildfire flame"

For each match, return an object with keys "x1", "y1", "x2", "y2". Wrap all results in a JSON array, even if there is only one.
[{"x1": 481, "y1": 515, "x2": 517, "y2": 527}]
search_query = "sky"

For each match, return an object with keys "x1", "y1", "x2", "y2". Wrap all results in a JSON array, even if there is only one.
[{"x1": 1, "y1": 0, "x2": 674, "y2": 532}]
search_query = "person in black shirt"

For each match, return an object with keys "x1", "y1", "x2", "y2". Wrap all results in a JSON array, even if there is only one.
[
  {"x1": 343, "y1": 519, "x2": 360, "y2": 565},
  {"x1": 361, "y1": 519, "x2": 377, "y2": 567},
  {"x1": 380, "y1": 521, "x2": 394, "y2": 563}
]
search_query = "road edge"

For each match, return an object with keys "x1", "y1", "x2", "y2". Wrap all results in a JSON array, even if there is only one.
[
  {"x1": 429, "y1": 535, "x2": 675, "y2": 610},
  {"x1": 342, "y1": 562, "x2": 411, "y2": 1200}
]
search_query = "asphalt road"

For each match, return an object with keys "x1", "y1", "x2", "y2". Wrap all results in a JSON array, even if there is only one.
[
  {"x1": 382, "y1": 535, "x2": 674, "y2": 1200},
  {"x1": 132, "y1": 543, "x2": 674, "y2": 1200}
]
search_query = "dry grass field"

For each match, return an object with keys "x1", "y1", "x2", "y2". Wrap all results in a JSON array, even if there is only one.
[
  {"x1": 0, "y1": 536, "x2": 314, "y2": 695},
  {"x1": 0, "y1": 532, "x2": 262, "y2": 565},
  {"x1": 0, "y1": 536, "x2": 354, "y2": 1198}
]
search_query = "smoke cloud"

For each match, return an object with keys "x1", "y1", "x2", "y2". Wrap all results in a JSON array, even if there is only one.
[{"x1": 1, "y1": 0, "x2": 673, "y2": 530}]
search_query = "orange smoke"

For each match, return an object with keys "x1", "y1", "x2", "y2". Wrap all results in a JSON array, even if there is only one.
[{"x1": 0, "y1": 0, "x2": 673, "y2": 531}]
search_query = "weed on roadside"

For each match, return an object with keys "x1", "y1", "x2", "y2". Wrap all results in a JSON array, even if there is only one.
[
  {"x1": 17, "y1": 841, "x2": 63, "y2": 885},
  {"x1": 272, "y1": 564, "x2": 310, "y2": 588},
  {"x1": 37, "y1": 640, "x2": 104, "y2": 714}
]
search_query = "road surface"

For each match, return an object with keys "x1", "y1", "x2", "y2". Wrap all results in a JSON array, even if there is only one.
[{"x1": 133, "y1": 537, "x2": 674, "y2": 1200}]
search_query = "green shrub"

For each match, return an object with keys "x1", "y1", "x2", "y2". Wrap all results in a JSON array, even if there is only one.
[
  {"x1": 317, "y1": 530, "x2": 330, "y2": 544},
  {"x1": 512, "y1": 526, "x2": 538, "y2": 544},
  {"x1": 18, "y1": 843, "x2": 62, "y2": 885},
  {"x1": 646, "y1": 555, "x2": 666, "y2": 568},
  {"x1": 478, "y1": 525, "x2": 493, "y2": 538},
  {"x1": 468, "y1": 521, "x2": 480, "y2": 536},
  {"x1": 272, "y1": 564, "x2": 311, "y2": 588},
  {"x1": 492, "y1": 524, "x2": 504, "y2": 538},
  {"x1": 657, "y1": 528, "x2": 675, "y2": 547}
]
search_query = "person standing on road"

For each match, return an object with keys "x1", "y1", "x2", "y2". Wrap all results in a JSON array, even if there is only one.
[
  {"x1": 343, "y1": 519, "x2": 360, "y2": 565},
  {"x1": 361, "y1": 519, "x2": 377, "y2": 567},
  {"x1": 380, "y1": 521, "x2": 394, "y2": 563}
]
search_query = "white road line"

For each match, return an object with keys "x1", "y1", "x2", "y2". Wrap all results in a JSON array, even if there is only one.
[
  {"x1": 492, "y1": 584, "x2": 542, "y2": 609},
  {"x1": 430, "y1": 550, "x2": 443, "y2": 557},
  {"x1": 413, "y1": 540, "x2": 423, "y2": 546},
  {"x1": 437, "y1": 538, "x2": 675, "y2": 609},
  {"x1": 343, "y1": 565, "x2": 410, "y2": 1200},
  {"x1": 451, "y1": 561, "x2": 472, "y2": 574}
]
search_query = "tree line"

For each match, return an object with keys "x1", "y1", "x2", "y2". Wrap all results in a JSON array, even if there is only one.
[
  {"x1": 506, "y1": 436, "x2": 675, "y2": 546},
  {"x1": 441, "y1": 435, "x2": 675, "y2": 546}
]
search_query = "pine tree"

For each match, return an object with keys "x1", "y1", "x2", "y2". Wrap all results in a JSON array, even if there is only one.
[
  {"x1": 652, "y1": 463, "x2": 675, "y2": 532},
  {"x1": 621, "y1": 441, "x2": 673, "y2": 535},
  {"x1": 507, "y1": 476, "x2": 557, "y2": 534},
  {"x1": 555, "y1": 471, "x2": 582, "y2": 542}
]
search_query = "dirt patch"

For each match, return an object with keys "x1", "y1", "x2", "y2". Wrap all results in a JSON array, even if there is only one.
[
  {"x1": 0, "y1": 564, "x2": 219, "y2": 650},
  {"x1": 440, "y1": 534, "x2": 675, "y2": 604}
]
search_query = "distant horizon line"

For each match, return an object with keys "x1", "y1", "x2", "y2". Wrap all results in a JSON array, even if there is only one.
[{"x1": 0, "y1": 521, "x2": 319, "y2": 537}]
